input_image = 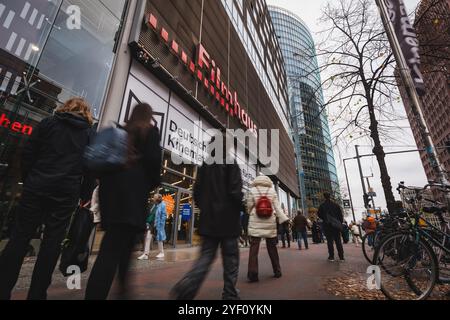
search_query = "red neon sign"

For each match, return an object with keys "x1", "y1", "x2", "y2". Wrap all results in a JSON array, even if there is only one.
[
  {"x1": 144, "y1": 13, "x2": 258, "y2": 134},
  {"x1": 0, "y1": 113, "x2": 33, "y2": 136}
]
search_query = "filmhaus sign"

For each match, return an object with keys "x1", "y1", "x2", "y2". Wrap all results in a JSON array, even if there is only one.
[{"x1": 144, "y1": 12, "x2": 258, "y2": 134}]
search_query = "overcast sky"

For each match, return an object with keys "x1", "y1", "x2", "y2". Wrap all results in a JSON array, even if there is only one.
[{"x1": 266, "y1": 0, "x2": 427, "y2": 221}]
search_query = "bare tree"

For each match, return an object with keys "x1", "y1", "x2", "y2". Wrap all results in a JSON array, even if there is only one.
[{"x1": 314, "y1": 0, "x2": 402, "y2": 214}]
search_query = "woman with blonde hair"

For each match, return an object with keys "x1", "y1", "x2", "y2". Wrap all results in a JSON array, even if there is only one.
[{"x1": 0, "y1": 98, "x2": 95, "y2": 300}]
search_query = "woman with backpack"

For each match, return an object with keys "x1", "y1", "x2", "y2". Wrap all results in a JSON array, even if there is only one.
[
  {"x1": 246, "y1": 175, "x2": 289, "y2": 282},
  {"x1": 85, "y1": 103, "x2": 162, "y2": 300}
]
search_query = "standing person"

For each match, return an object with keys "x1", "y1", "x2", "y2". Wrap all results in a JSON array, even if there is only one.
[
  {"x1": 170, "y1": 133, "x2": 243, "y2": 300},
  {"x1": 137, "y1": 201, "x2": 157, "y2": 260},
  {"x1": 154, "y1": 194, "x2": 167, "y2": 259},
  {"x1": 341, "y1": 220, "x2": 350, "y2": 244},
  {"x1": 311, "y1": 219, "x2": 320, "y2": 244},
  {"x1": 279, "y1": 206, "x2": 291, "y2": 248},
  {"x1": 0, "y1": 98, "x2": 94, "y2": 300},
  {"x1": 240, "y1": 203, "x2": 249, "y2": 248},
  {"x1": 293, "y1": 210, "x2": 310, "y2": 250},
  {"x1": 247, "y1": 175, "x2": 289, "y2": 282},
  {"x1": 85, "y1": 103, "x2": 162, "y2": 300},
  {"x1": 350, "y1": 222, "x2": 362, "y2": 246},
  {"x1": 318, "y1": 192, "x2": 345, "y2": 262}
]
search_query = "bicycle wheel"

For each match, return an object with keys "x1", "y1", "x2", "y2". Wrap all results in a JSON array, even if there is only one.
[
  {"x1": 362, "y1": 232, "x2": 378, "y2": 263},
  {"x1": 373, "y1": 232, "x2": 438, "y2": 300}
]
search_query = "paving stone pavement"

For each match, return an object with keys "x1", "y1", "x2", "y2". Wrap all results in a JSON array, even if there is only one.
[{"x1": 10, "y1": 242, "x2": 376, "y2": 300}]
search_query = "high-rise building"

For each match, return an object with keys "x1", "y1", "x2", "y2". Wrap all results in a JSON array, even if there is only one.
[
  {"x1": 269, "y1": 6, "x2": 340, "y2": 209},
  {"x1": 0, "y1": 0, "x2": 300, "y2": 248},
  {"x1": 398, "y1": 0, "x2": 450, "y2": 181}
]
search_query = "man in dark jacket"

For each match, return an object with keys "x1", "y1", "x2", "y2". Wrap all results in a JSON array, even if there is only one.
[
  {"x1": 293, "y1": 210, "x2": 309, "y2": 250},
  {"x1": 318, "y1": 192, "x2": 345, "y2": 261},
  {"x1": 171, "y1": 133, "x2": 243, "y2": 300},
  {"x1": 0, "y1": 99, "x2": 94, "y2": 300}
]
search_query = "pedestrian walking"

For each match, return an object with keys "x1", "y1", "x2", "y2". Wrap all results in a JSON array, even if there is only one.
[
  {"x1": 170, "y1": 133, "x2": 243, "y2": 300},
  {"x1": 350, "y1": 222, "x2": 362, "y2": 246},
  {"x1": 154, "y1": 194, "x2": 167, "y2": 259},
  {"x1": 318, "y1": 192, "x2": 345, "y2": 262},
  {"x1": 293, "y1": 210, "x2": 310, "y2": 250},
  {"x1": 246, "y1": 175, "x2": 289, "y2": 282},
  {"x1": 0, "y1": 98, "x2": 95, "y2": 300},
  {"x1": 138, "y1": 201, "x2": 157, "y2": 260},
  {"x1": 85, "y1": 103, "x2": 162, "y2": 300}
]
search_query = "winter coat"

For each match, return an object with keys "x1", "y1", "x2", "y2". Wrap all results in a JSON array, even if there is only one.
[
  {"x1": 194, "y1": 160, "x2": 243, "y2": 238},
  {"x1": 293, "y1": 214, "x2": 309, "y2": 232},
  {"x1": 21, "y1": 112, "x2": 93, "y2": 197},
  {"x1": 246, "y1": 175, "x2": 289, "y2": 239},
  {"x1": 155, "y1": 201, "x2": 167, "y2": 241},
  {"x1": 318, "y1": 199, "x2": 344, "y2": 231},
  {"x1": 99, "y1": 126, "x2": 162, "y2": 231},
  {"x1": 146, "y1": 205, "x2": 157, "y2": 225}
]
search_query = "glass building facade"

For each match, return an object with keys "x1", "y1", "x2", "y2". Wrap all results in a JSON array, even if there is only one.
[
  {"x1": 0, "y1": 0, "x2": 126, "y2": 240},
  {"x1": 269, "y1": 6, "x2": 340, "y2": 209}
]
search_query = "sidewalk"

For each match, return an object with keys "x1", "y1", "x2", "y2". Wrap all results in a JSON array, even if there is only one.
[{"x1": 11, "y1": 242, "x2": 374, "y2": 300}]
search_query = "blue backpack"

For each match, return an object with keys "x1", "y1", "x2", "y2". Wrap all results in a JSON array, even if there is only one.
[{"x1": 84, "y1": 125, "x2": 129, "y2": 174}]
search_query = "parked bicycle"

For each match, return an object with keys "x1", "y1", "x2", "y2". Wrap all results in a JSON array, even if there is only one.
[{"x1": 372, "y1": 182, "x2": 450, "y2": 300}]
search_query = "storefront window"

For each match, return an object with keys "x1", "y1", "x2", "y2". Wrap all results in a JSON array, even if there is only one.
[{"x1": 0, "y1": 0, "x2": 125, "y2": 241}]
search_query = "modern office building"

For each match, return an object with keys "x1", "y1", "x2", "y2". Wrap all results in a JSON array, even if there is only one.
[
  {"x1": 398, "y1": 0, "x2": 450, "y2": 182},
  {"x1": 0, "y1": 0, "x2": 300, "y2": 249},
  {"x1": 269, "y1": 6, "x2": 340, "y2": 209}
]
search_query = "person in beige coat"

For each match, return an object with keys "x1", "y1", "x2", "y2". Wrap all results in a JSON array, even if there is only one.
[{"x1": 246, "y1": 175, "x2": 289, "y2": 282}]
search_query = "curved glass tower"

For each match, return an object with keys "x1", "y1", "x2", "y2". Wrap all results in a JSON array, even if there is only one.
[{"x1": 269, "y1": 6, "x2": 340, "y2": 209}]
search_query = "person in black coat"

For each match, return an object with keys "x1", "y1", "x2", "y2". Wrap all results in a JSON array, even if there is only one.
[
  {"x1": 318, "y1": 192, "x2": 345, "y2": 261},
  {"x1": 0, "y1": 98, "x2": 94, "y2": 300},
  {"x1": 85, "y1": 103, "x2": 162, "y2": 300},
  {"x1": 171, "y1": 132, "x2": 243, "y2": 300}
]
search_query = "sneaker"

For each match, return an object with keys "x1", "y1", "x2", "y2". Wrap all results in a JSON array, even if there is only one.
[
  {"x1": 247, "y1": 277, "x2": 259, "y2": 283},
  {"x1": 137, "y1": 254, "x2": 149, "y2": 260},
  {"x1": 339, "y1": 258, "x2": 345, "y2": 262},
  {"x1": 274, "y1": 272, "x2": 282, "y2": 278},
  {"x1": 328, "y1": 257, "x2": 335, "y2": 262},
  {"x1": 156, "y1": 252, "x2": 165, "y2": 259}
]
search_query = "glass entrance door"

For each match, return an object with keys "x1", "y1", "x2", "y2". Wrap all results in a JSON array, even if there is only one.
[{"x1": 176, "y1": 191, "x2": 193, "y2": 246}]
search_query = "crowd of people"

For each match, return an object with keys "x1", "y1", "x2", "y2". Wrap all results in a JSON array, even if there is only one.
[{"x1": 0, "y1": 98, "x2": 363, "y2": 300}]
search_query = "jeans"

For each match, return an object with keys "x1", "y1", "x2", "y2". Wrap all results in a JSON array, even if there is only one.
[
  {"x1": 248, "y1": 237, "x2": 281, "y2": 280},
  {"x1": 323, "y1": 225, "x2": 344, "y2": 260},
  {"x1": 171, "y1": 236, "x2": 240, "y2": 300},
  {"x1": 0, "y1": 190, "x2": 77, "y2": 300},
  {"x1": 85, "y1": 224, "x2": 139, "y2": 300},
  {"x1": 297, "y1": 231, "x2": 309, "y2": 249},
  {"x1": 280, "y1": 230, "x2": 290, "y2": 247}
]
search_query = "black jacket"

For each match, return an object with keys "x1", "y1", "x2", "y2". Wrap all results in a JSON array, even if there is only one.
[
  {"x1": 318, "y1": 199, "x2": 343, "y2": 228},
  {"x1": 194, "y1": 161, "x2": 243, "y2": 238},
  {"x1": 21, "y1": 112, "x2": 93, "y2": 197},
  {"x1": 99, "y1": 126, "x2": 162, "y2": 231}
]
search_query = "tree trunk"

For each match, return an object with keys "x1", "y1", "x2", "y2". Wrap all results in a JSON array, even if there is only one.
[{"x1": 367, "y1": 102, "x2": 396, "y2": 214}]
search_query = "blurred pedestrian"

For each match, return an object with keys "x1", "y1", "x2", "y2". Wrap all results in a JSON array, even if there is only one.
[
  {"x1": 350, "y1": 221, "x2": 362, "y2": 246},
  {"x1": 85, "y1": 103, "x2": 162, "y2": 300},
  {"x1": 341, "y1": 220, "x2": 350, "y2": 244},
  {"x1": 0, "y1": 98, "x2": 95, "y2": 300},
  {"x1": 246, "y1": 175, "x2": 289, "y2": 282},
  {"x1": 293, "y1": 210, "x2": 310, "y2": 250},
  {"x1": 318, "y1": 192, "x2": 345, "y2": 262},
  {"x1": 154, "y1": 194, "x2": 167, "y2": 259},
  {"x1": 239, "y1": 203, "x2": 249, "y2": 248},
  {"x1": 311, "y1": 219, "x2": 322, "y2": 244},
  {"x1": 170, "y1": 133, "x2": 243, "y2": 300}
]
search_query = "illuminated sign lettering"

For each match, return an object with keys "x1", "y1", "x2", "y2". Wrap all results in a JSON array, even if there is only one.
[
  {"x1": 0, "y1": 113, "x2": 33, "y2": 135},
  {"x1": 144, "y1": 13, "x2": 257, "y2": 134}
]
